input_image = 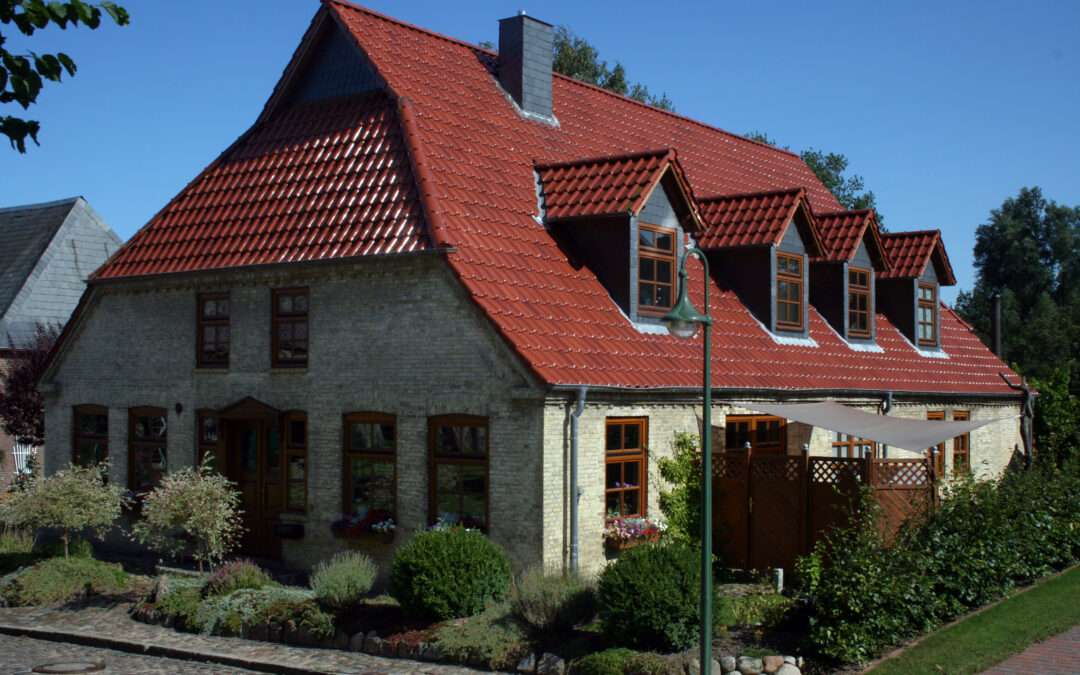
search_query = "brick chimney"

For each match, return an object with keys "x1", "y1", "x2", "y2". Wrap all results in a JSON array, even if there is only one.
[{"x1": 498, "y1": 11, "x2": 554, "y2": 121}]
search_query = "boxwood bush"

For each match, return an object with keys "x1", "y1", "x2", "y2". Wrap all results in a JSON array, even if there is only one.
[
  {"x1": 390, "y1": 527, "x2": 511, "y2": 619},
  {"x1": 2, "y1": 556, "x2": 130, "y2": 606}
]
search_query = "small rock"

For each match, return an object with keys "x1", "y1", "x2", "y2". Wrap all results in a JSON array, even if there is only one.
[
  {"x1": 762, "y1": 655, "x2": 785, "y2": 673},
  {"x1": 152, "y1": 576, "x2": 170, "y2": 603},
  {"x1": 364, "y1": 631, "x2": 381, "y2": 655},
  {"x1": 296, "y1": 625, "x2": 314, "y2": 646},
  {"x1": 268, "y1": 621, "x2": 281, "y2": 643},
  {"x1": 774, "y1": 665, "x2": 800, "y2": 675},
  {"x1": 283, "y1": 620, "x2": 299, "y2": 644},
  {"x1": 783, "y1": 657, "x2": 795, "y2": 665},
  {"x1": 517, "y1": 652, "x2": 537, "y2": 673},
  {"x1": 160, "y1": 613, "x2": 175, "y2": 629},
  {"x1": 175, "y1": 615, "x2": 188, "y2": 633},
  {"x1": 720, "y1": 655, "x2": 737, "y2": 673},
  {"x1": 253, "y1": 621, "x2": 272, "y2": 642},
  {"x1": 333, "y1": 629, "x2": 350, "y2": 651},
  {"x1": 381, "y1": 639, "x2": 398, "y2": 658},
  {"x1": 399, "y1": 642, "x2": 417, "y2": 659},
  {"x1": 736, "y1": 656, "x2": 763, "y2": 675},
  {"x1": 795, "y1": 657, "x2": 803, "y2": 668},
  {"x1": 349, "y1": 632, "x2": 366, "y2": 652},
  {"x1": 537, "y1": 652, "x2": 566, "y2": 675},
  {"x1": 685, "y1": 657, "x2": 722, "y2": 675},
  {"x1": 418, "y1": 642, "x2": 441, "y2": 662}
]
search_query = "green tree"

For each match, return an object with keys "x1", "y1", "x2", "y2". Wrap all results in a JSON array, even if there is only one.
[
  {"x1": 0, "y1": 323, "x2": 58, "y2": 448},
  {"x1": 1, "y1": 0, "x2": 129, "y2": 152},
  {"x1": 552, "y1": 26, "x2": 673, "y2": 111}
]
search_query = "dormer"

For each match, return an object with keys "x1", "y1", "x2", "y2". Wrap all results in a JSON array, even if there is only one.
[
  {"x1": 536, "y1": 149, "x2": 704, "y2": 323},
  {"x1": 697, "y1": 188, "x2": 824, "y2": 336},
  {"x1": 810, "y1": 210, "x2": 890, "y2": 342},
  {"x1": 877, "y1": 230, "x2": 956, "y2": 349}
]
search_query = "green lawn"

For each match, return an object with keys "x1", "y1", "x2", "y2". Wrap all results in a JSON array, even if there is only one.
[{"x1": 869, "y1": 563, "x2": 1080, "y2": 674}]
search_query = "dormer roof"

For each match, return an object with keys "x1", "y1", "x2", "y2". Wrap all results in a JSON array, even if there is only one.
[
  {"x1": 879, "y1": 230, "x2": 956, "y2": 285},
  {"x1": 696, "y1": 187, "x2": 824, "y2": 256},
  {"x1": 536, "y1": 148, "x2": 703, "y2": 231},
  {"x1": 814, "y1": 209, "x2": 890, "y2": 269}
]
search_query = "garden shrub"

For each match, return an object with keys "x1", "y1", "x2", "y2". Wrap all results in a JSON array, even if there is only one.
[
  {"x1": 433, "y1": 602, "x2": 529, "y2": 670},
  {"x1": 508, "y1": 565, "x2": 597, "y2": 635},
  {"x1": 390, "y1": 527, "x2": 511, "y2": 619},
  {"x1": 623, "y1": 652, "x2": 681, "y2": 675},
  {"x1": 310, "y1": 550, "x2": 377, "y2": 611},
  {"x1": 250, "y1": 589, "x2": 335, "y2": 639},
  {"x1": 155, "y1": 579, "x2": 206, "y2": 631},
  {"x1": 657, "y1": 432, "x2": 702, "y2": 543},
  {"x1": 0, "y1": 525, "x2": 39, "y2": 575},
  {"x1": 572, "y1": 648, "x2": 635, "y2": 675},
  {"x1": 597, "y1": 541, "x2": 719, "y2": 651},
  {"x1": 204, "y1": 559, "x2": 271, "y2": 597},
  {"x1": 42, "y1": 538, "x2": 93, "y2": 560},
  {"x1": 2, "y1": 556, "x2": 129, "y2": 606}
]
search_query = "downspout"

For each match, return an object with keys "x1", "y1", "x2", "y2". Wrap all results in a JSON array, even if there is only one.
[
  {"x1": 569, "y1": 386, "x2": 587, "y2": 572},
  {"x1": 880, "y1": 391, "x2": 893, "y2": 458}
]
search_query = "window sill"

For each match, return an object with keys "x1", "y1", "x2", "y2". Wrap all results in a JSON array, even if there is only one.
[
  {"x1": 269, "y1": 368, "x2": 308, "y2": 374},
  {"x1": 194, "y1": 368, "x2": 229, "y2": 374},
  {"x1": 279, "y1": 512, "x2": 307, "y2": 523},
  {"x1": 604, "y1": 531, "x2": 660, "y2": 552}
]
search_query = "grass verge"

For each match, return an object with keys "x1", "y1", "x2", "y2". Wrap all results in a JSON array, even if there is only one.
[{"x1": 869, "y1": 563, "x2": 1080, "y2": 674}]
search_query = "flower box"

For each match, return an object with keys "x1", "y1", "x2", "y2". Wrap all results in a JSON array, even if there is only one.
[
  {"x1": 604, "y1": 531, "x2": 660, "y2": 551},
  {"x1": 331, "y1": 528, "x2": 395, "y2": 544}
]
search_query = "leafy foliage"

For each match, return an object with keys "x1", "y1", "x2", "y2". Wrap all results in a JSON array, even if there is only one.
[
  {"x1": 507, "y1": 565, "x2": 597, "y2": 637},
  {"x1": 203, "y1": 559, "x2": 270, "y2": 598},
  {"x1": 2, "y1": 555, "x2": 128, "y2": 605},
  {"x1": 433, "y1": 601, "x2": 530, "y2": 671},
  {"x1": 390, "y1": 527, "x2": 512, "y2": 620},
  {"x1": 0, "y1": 323, "x2": 57, "y2": 445},
  {"x1": 133, "y1": 458, "x2": 243, "y2": 572},
  {"x1": 656, "y1": 432, "x2": 701, "y2": 543},
  {"x1": 552, "y1": 26, "x2": 673, "y2": 111},
  {"x1": 0, "y1": 0, "x2": 129, "y2": 152},
  {"x1": 572, "y1": 648, "x2": 636, "y2": 675},
  {"x1": 0, "y1": 460, "x2": 125, "y2": 558},
  {"x1": 310, "y1": 549, "x2": 377, "y2": 611}
]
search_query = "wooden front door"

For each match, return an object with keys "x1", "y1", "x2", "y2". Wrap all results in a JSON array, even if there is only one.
[{"x1": 226, "y1": 419, "x2": 283, "y2": 558}]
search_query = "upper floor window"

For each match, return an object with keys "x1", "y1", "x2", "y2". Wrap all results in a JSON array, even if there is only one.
[
  {"x1": 918, "y1": 283, "x2": 937, "y2": 345},
  {"x1": 343, "y1": 412, "x2": 396, "y2": 527},
  {"x1": 129, "y1": 406, "x2": 167, "y2": 492},
  {"x1": 952, "y1": 411, "x2": 970, "y2": 475},
  {"x1": 73, "y1": 405, "x2": 108, "y2": 466},
  {"x1": 605, "y1": 418, "x2": 647, "y2": 521},
  {"x1": 638, "y1": 223, "x2": 676, "y2": 316},
  {"x1": 197, "y1": 293, "x2": 230, "y2": 368},
  {"x1": 776, "y1": 253, "x2": 804, "y2": 331},
  {"x1": 725, "y1": 414, "x2": 785, "y2": 453},
  {"x1": 272, "y1": 288, "x2": 309, "y2": 368},
  {"x1": 430, "y1": 414, "x2": 488, "y2": 529},
  {"x1": 848, "y1": 268, "x2": 871, "y2": 338},
  {"x1": 832, "y1": 431, "x2": 875, "y2": 458}
]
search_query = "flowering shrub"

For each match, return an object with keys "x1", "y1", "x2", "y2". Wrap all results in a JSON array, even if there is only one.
[
  {"x1": 204, "y1": 559, "x2": 271, "y2": 597},
  {"x1": 603, "y1": 517, "x2": 666, "y2": 544},
  {"x1": 330, "y1": 509, "x2": 395, "y2": 535}
]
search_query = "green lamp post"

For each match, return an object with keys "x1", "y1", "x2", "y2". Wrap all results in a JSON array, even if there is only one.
[{"x1": 662, "y1": 247, "x2": 714, "y2": 675}]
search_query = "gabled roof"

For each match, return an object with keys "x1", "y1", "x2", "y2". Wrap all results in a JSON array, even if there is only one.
[
  {"x1": 696, "y1": 188, "x2": 824, "y2": 256},
  {"x1": 536, "y1": 148, "x2": 703, "y2": 231},
  {"x1": 0, "y1": 199, "x2": 78, "y2": 318},
  {"x1": 879, "y1": 230, "x2": 956, "y2": 285},
  {"x1": 814, "y1": 209, "x2": 889, "y2": 268}
]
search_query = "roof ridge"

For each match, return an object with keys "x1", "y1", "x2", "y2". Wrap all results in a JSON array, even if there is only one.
[
  {"x1": 881, "y1": 229, "x2": 940, "y2": 238},
  {"x1": 0, "y1": 196, "x2": 80, "y2": 214},
  {"x1": 698, "y1": 186, "x2": 805, "y2": 203},
  {"x1": 817, "y1": 208, "x2": 873, "y2": 219},
  {"x1": 328, "y1": 0, "x2": 498, "y2": 57},
  {"x1": 535, "y1": 147, "x2": 672, "y2": 171}
]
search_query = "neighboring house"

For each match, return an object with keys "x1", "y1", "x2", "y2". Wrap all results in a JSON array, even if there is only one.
[
  {"x1": 0, "y1": 197, "x2": 122, "y2": 484},
  {"x1": 38, "y1": 2, "x2": 1021, "y2": 575}
]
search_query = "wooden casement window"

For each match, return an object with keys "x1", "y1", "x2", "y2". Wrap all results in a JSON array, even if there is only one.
[
  {"x1": 847, "y1": 267, "x2": 871, "y2": 338},
  {"x1": 952, "y1": 411, "x2": 970, "y2": 475},
  {"x1": 430, "y1": 414, "x2": 488, "y2": 529},
  {"x1": 638, "y1": 223, "x2": 676, "y2": 315},
  {"x1": 128, "y1": 407, "x2": 167, "y2": 492},
  {"x1": 272, "y1": 288, "x2": 309, "y2": 368},
  {"x1": 196, "y1": 410, "x2": 221, "y2": 471},
  {"x1": 918, "y1": 283, "x2": 937, "y2": 345},
  {"x1": 283, "y1": 411, "x2": 308, "y2": 513},
  {"x1": 775, "y1": 253, "x2": 804, "y2": 331},
  {"x1": 197, "y1": 292, "x2": 230, "y2": 367},
  {"x1": 605, "y1": 417, "x2": 647, "y2": 521},
  {"x1": 725, "y1": 414, "x2": 786, "y2": 453},
  {"x1": 73, "y1": 405, "x2": 108, "y2": 466},
  {"x1": 927, "y1": 410, "x2": 946, "y2": 476},
  {"x1": 832, "y1": 431, "x2": 876, "y2": 459},
  {"x1": 343, "y1": 412, "x2": 396, "y2": 524}
]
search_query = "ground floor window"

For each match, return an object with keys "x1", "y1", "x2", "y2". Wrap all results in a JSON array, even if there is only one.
[
  {"x1": 927, "y1": 411, "x2": 946, "y2": 476},
  {"x1": 283, "y1": 411, "x2": 307, "y2": 513},
  {"x1": 952, "y1": 410, "x2": 970, "y2": 474},
  {"x1": 430, "y1": 414, "x2": 488, "y2": 529},
  {"x1": 128, "y1": 406, "x2": 167, "y2": 492},
  {"x1": 73, "y1": 405, "x2": 108, "y2": 466},
  {"x1": 196, "y1": 410, "x2": 220, "y2": 471},
  {"x1": 605, "y1": 417, "x2": 647, "y2": 521},
  {"x1": 725, "y1": 414, "x2": 785, "y2": 452},
  {"x1": 832, "y1": 432, "x2": 876, "y2": 458},
  {"x1": 344, "y1": 412, "x2": 396, "y2": 529}
]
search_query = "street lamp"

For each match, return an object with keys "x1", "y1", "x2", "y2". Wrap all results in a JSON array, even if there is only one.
[{"x1": 662, "y1": 247, "x2": 714, "y2": 675}]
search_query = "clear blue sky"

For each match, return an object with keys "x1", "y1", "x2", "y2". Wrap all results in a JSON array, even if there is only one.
[{"x1": 3, "y1": 0, "x2": 1078, "y2": 304}]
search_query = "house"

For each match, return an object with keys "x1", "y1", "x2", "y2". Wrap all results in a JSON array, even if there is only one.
[
  {"x1": 0, "y1": 197, "x2": 122, "y2": 484},
  {"x1": 38, "y1": 2, "x2": 1021, "y2": 575}
]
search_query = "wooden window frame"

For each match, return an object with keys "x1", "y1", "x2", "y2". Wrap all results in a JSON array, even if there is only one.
[
  {"x1": 724, "y1": 414, "x2": 786, "y2": 453},
  {"x1": 605, "y1": 417, "x2": 647, "y2": 522},
  {"x1": 831, "y1": 431, "x2": 876, "y2": 458},
  {"x1": 847, "y1": 267, "x2": 871, "y2": 338},
  {"x1": 775, "y1": 252, "x2": 804, "y2": 331},
  {"x1": 429, "y1": 414, "x2": 489, "y2": 530},
  {"x1": 128, "y1": 406, "x2": 168, "y2": 492},
  {"x1": 283, "y1": 410, "x2": 308, "y2": 514},
  {"x1": 73, "y1": 404, "x2": 108, "y2": 466},
  {"x1": 637, "y1": 223, "x2": 677, "y2": 316},
  {"x1": 952, "y1": 410, "x2": 970, "y2": 475},
  {"x1": 196, "y1": 409, "x2": 221, "y2": 472},
  {"x1": 927, "y1": 410, "x2": 946, "y2": 477},
  {"x1": 272, "y1": 287, "x2": 309, "y2": 368},
  {"x1": 197, "y1": 292, "x2": 230, "y2": 368},
  {"x1": 918, "y1": 283, "x2": 937, "y2": 345},
  {"x1": 343, "y1": 411, "x2": 397, "y2": 525}
]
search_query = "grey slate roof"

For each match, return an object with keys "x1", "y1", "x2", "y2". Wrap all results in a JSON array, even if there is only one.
[{"x1": 0, "y1": 197, "x2": 122, "y2": 349}]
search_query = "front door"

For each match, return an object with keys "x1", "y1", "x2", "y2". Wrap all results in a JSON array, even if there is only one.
[{"x1": 226, "y1": 419, "x2": 283, "y2": 558}]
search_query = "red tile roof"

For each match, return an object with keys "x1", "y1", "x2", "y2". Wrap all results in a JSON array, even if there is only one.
[
  {"x1": 696, "y1": 188, "x2": 820, "y2": 252},
  {"x1": 87, "y1": 1, "x2": 1012, "y2": 396},
  {"x1": 814, "y1": 209, "x2": 888, "y2": 267},
  {"x1": 880, "y1": 230, "x2": 957, "y2": 284}
]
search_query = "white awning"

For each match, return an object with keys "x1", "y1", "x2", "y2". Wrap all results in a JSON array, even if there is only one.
[{"x1": 721, "y1": 400, "x2": 1010, "y2": 453}]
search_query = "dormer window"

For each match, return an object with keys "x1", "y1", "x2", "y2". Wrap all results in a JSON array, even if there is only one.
[
  {"x1": 848, "y1": 268, "x2": 871, "y2": 338},
  {"x1": 638, "y1": 223, "x2": 676, "y2": 315},
  {"x1": 918, "y1": 283, "x2": 937, "y2": 345},
  {"x1": 776, "y1": 253, "x2": 804, "y2": 331}
]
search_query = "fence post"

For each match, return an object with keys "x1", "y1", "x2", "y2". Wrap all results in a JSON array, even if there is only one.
[{"x1": 800, "y1": 443, "x2": 810, "y2": 559}]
